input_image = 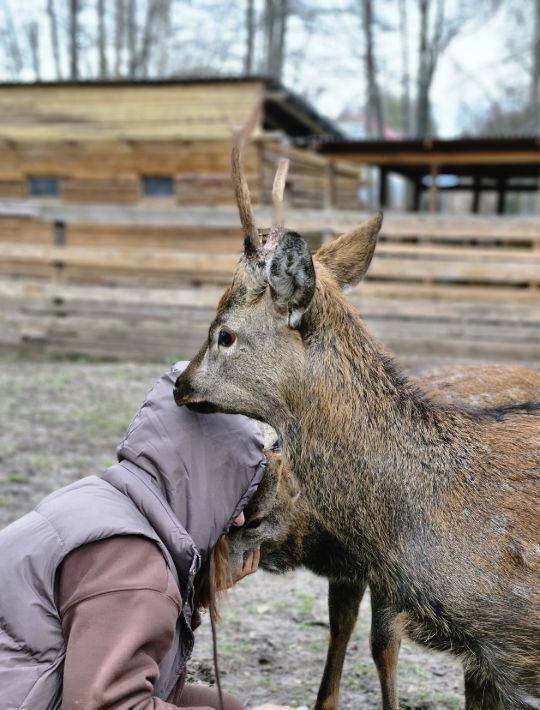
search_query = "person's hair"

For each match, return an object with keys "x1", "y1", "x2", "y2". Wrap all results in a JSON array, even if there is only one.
[{"x1": 192, "y1": 535, "x2": 232, "y2": 624}]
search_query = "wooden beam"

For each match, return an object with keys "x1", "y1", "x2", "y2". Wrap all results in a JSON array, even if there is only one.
[
  {"x1": 321, "y1": 150, "x2": 540, "y2": 168},
  {"x1": 379, "y1": 168, "x2": 388, "y2": 208},
  {"x1": 472, "y1": 175, "x2": 481, "y2": 214},
  {"x1": 497, "y1": 177, "x2": 507, "y2": 215}
]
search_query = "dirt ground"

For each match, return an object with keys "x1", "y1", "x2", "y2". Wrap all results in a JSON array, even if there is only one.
[{"x1": 0, "y1": 357, "x2": 464, "y2": 709}]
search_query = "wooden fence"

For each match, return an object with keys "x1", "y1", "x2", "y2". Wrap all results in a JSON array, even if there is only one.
[{"x1": 0, "y1": 204, "x2": 538, "y2": 367}]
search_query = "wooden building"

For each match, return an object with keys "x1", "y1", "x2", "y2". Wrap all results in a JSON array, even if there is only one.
[
  {"x1": 0, "y1": 78, "x2": 362, "y2": 211},
  {"x1": 312, "y1": 136, "x2": 540, "y2": 214}
]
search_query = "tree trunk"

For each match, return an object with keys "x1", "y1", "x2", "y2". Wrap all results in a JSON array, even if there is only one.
[
  {"x1": 264, "y1": 0, "x2": 288, "y2": 82},
  {"x1": 532, "y1": 0, "x2": 540, "y2": 126},
  {"x1": 264, "y1": 0, "x2": 276, "y2": 78},
  {"x1": 156, "y1": 0, "x2": 171, "y2": 76},
  {"x1": 98, "y1": 0, "x2": 108, "y2": 78},
  {"x1": 361, "y1": 0, "x2": 385, "y2": 138},
  {"x1": 416, "y1": 0, "x2": 431, "y2": 137},
  {"x1": 275, "y1": 0, "x2": 288, "y2": 82},
  {"x1": 47, "y1": 0, "x2": 62, "y2": 79},
  {"x1": 69, "y1": 0, "x2": 80, "y2": 80},
  {"x1": 3, "y1": 3, "x2": 23, "y2": 78},
  {"x1": 127, "y1": 0, "x2": 137, "y2": 77},
  {"x1": 398, "y1": 0, "x2": 411, "y2": 135},
  {"x1": 26, "y1": 21, "x2": 41, "y2": 81},
  {"x1": 137, "y1": 0, "x2": 162, "y2": 77},
  {"x1": 244, "y1": 0, "x2": 255, "y2": 75},
  {"x1": 114, "y1": 0, "x2": 125, "y2": 76}
]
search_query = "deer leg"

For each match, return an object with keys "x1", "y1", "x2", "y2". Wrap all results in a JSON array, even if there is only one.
[
  {"x1": 370, "y1": 586, "x2": 402, "y2": 710},
  {"x1": 314, "y1": 576, "x2": 367, "y2": 710}
]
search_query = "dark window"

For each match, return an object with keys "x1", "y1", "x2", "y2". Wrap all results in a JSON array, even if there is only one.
[
  {"x1": 28, "y1": 176, "x2": 60, "y2": 197},
  {"x1": 142, "y1": 176, "x2": 174, "y2": 197}
]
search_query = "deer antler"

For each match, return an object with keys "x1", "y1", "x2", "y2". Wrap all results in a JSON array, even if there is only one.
[
  {"x1": 272, "y1": 157, "x2": 289, "y2": 229},
  {"x1": 231, "y1": 104, "x2": 261, "y2": 254}
]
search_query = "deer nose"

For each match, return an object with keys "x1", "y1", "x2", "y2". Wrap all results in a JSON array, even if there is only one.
[{"x1": 173, "y1": 374, "x2": 194, "y2": 406}]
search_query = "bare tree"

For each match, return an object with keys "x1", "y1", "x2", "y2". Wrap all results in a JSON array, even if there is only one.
[
  {"x1": 1, "y1": 2, "x2": 23, "y2": 78},
  {"x1": 416, "y1": 0, "x2": 501, "y2": 137},
  {"x1": 532, "y1": 0, "x2": 540, "y2": 123},
  {"x1": 25, "y1": 20, "x2": 41, "y2": 80},
  {"x1": 97, "y1": 0, "x2": 108, "y2": 78},
  {"x1": 156, "y1": 0, "x2": 172, "y2": 76},
  {"x1": 264, "y1": 0, "x2": 289, "y2": 82},
  {"x1": 69, "y1": 0, "x2": 80, "y2": 79},
  {"x1": 47, "y1": 0, "x2": 63, "y2": 79},
  {"x1": 244, "y1": 0, "x2": 255, "y2": 75},
  {"x1": 114, "y1": 0, "x2": 126, "y2": 77},
  {"x1": 127, "y1": 0, "x2": 137, "y2": 77},
  {"x1": 137, "y1": 0, "x2": 163, "y2": 77},
  {"x1": 361, "y1": 0, "x2": 385, "y2": 138},
  {"x1": 397, "y1": 0, "x2": 411, "y2": 135}
]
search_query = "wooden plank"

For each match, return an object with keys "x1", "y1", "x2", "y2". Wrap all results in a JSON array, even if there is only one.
[
  {"x1": 2, "y1": 242, "x2": 537, "y2": 286},
  {"x1": 0, "y1": 205, "x2": 538, "y2": 244},
  {"x1": 0, "y1": 276, "x2": 538, "y2": 365},
  {"x1": 0, "y1": 82, "x2": 266, "y2": 141},
  {"x1": 367, "y1": 254, "x2": 540, "y2": 284}
]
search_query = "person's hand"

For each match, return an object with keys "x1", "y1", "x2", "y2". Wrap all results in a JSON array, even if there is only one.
[{"x1": 233, "y1": 547, "x2": 260, "y2": 583}]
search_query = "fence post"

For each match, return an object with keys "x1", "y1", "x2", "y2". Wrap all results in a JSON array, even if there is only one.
[
  {"x1": 428, "y1": 165, "x2": 439, "y2": 213},
  {"x1": 53, "y1": 220, "x2": 66, "y2": 246},
  {"x1": 52, "y1": 220, "x2": 66, "y2": 297}
]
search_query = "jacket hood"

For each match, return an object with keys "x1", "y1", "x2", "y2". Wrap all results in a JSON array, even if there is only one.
[{"x1": 113, "y1": 361, "x2": 266, "y2": 566}]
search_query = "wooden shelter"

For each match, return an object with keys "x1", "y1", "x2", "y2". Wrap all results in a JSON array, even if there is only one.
[
  {"x1": 312, "y1": 137, "x2": 540, "y2": 213},
  {"x1": 0, "y1": 78, "x2": 362, "y2": 211}
]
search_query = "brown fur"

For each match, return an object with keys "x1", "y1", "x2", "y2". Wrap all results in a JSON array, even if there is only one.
[
  {"x1": 226, "y1": 365, "x2": 540, "y2": 710},
  {"x1": 175, "y1": 214, "x2": 540, "y2": 709}
]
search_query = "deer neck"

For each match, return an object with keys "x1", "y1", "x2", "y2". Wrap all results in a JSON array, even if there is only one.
[{"x1": 274, "y1": 286, "x2": 476, "y2": 548}]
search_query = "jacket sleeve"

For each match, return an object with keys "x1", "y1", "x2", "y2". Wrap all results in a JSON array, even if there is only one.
[{"x1": 57, "y1": 535, "x2": 210, "y2": 710}]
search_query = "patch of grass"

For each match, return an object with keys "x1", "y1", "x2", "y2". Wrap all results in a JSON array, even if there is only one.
[
  {"x1": 297, "y1": 591, "x2": 314, "y2": 616},
  {"x1": 304, "y1": 636, "x2": 326, "y2": 654},
  {"x1": 399, "y1": 682, "x2": 462, "y2": 709},
  {"x1": 0, "y1": 473, "x2": 27, "y2": 484},
  {"x1": 222, "y1": 612, "x2": 241, "y2": 626},
  {"x1": 271, "y1": 597, "x2": 290, "y2": 612},
  {"x1": 82, "y1": 402, "x2": 131, "y2": 439},
  {"x1": 27, "y1": 454, "x2": 57, "y2": 472}
]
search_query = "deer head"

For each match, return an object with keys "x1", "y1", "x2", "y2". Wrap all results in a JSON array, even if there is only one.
[{"x1": 173, "y1": 110, "x2": 383, "y2": 428}]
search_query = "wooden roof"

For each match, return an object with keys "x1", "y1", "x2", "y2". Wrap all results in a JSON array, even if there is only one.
[
  {"x1": 0, "y1": 77, "x2": 340, "y2": 144},
  {"x1": 312, "y1": 137, "x2": 540, "y2": 179}
]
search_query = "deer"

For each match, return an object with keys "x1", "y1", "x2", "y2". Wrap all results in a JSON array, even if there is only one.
[
  {"x1": 226, "y1": 364, "x2": 540, "y2": 710},
  {"x1": 174, "y1": 113, "x2": 540, "y2": 709}
]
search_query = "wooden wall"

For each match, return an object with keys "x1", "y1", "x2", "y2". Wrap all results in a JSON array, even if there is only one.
[
  {"x1": 0, "y1": 138, "x2": 360, "y2": 210},
  {"x1": 0, "y1": 82, "x2": 361, "y2": 210}
]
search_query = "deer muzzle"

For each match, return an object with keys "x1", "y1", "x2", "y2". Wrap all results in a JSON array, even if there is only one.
[
  {"x1": 173, "y1": 372, "x2": 221, "y2": 413},
  {"x1": 173, "y1": 373, "x2": 196, "y2": 406}
]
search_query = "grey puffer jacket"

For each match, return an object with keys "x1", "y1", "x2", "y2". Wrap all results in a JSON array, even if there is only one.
[{"x1": 0, "y1": 362, "x2": 265, "y2": 710}]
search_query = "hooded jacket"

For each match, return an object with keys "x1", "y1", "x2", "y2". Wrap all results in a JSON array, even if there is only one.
[{"x1": 0, "y1": 362, "x2": 265, "y2": 710}]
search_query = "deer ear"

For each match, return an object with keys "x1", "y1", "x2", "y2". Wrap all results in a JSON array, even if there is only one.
[
  {"x1": 315, "y1": 211, "x2": 383, "y2": 290},
  {"x1": 267, "y1": 231, "x2": 315, "y2": 329}
]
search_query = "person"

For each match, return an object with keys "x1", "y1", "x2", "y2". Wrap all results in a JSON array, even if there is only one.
[{"x1": 0, "y1": 362, "x2": 291, "y2": 710}]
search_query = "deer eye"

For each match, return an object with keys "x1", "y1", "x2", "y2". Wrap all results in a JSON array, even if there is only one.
[{"x1": 218, "y1": 328, "x2": 236, "y2": 348}]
